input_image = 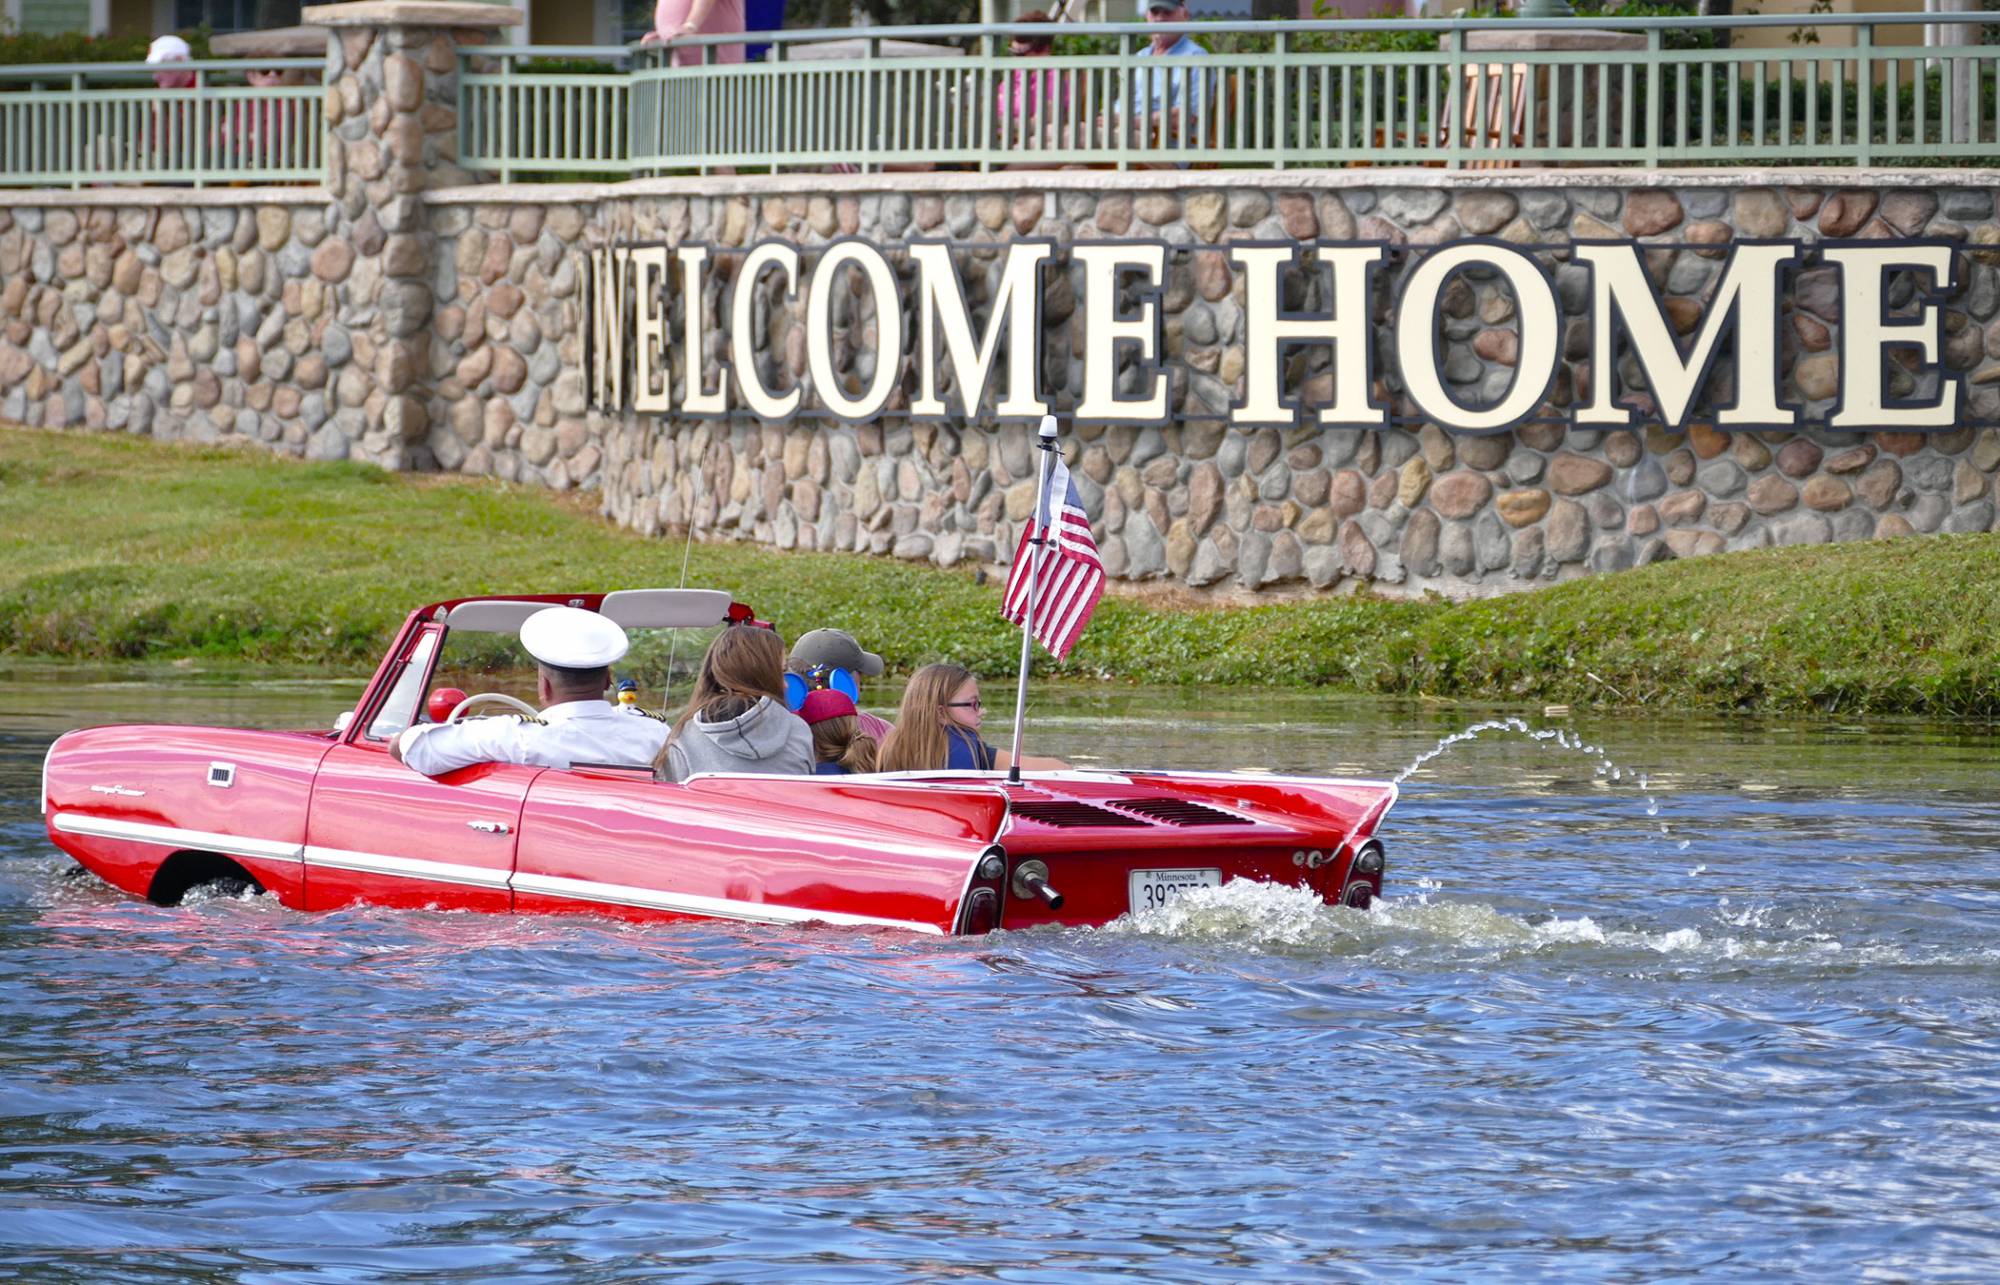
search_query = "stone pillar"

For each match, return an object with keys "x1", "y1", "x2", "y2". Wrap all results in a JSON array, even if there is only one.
[{"x1": 302, "y1": 2, "x2": 522, "y2": 468}]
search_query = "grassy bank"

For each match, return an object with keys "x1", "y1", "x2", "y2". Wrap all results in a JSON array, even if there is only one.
[{"x1": 3, "y1": 427, "x2": 1997, "y2": 714}]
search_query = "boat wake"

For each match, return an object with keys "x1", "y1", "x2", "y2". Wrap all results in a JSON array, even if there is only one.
[{"x1": 1107, "y1": 878, "x2": 1982, "y2": 971}]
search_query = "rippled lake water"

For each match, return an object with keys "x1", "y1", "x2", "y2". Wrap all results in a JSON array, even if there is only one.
[{"x1": 5, "y1": 666, "x2": 2000, "y2": 1280}]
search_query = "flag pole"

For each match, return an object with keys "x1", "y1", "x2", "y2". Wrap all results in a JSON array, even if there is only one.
[{"x1": 1006, "y1": 415, "x2": 1061, "y2": 785}]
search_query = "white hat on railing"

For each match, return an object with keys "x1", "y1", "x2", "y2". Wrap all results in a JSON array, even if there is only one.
[{"x1": 146, "y1": 35, "x2": 193, "y2": 63}]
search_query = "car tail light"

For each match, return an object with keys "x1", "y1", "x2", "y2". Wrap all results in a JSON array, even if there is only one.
[
  {"x1": 1341, "y1": 839, "x2": 1385, "y2": 910},
  {"x1": 961, "y1": 889, "x2": 1000, "y2": 934},
  {"x1": 956, "y1": 844, "x2": 1009, "y2": 934}
]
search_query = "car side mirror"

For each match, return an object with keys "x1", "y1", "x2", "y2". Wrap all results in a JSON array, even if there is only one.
[{"x1": 333, "y1": 711, "x2": 354, "y2": 734}]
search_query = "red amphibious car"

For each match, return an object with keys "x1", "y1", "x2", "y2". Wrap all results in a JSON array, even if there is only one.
[{"x1": 42, "y1": 590, "x2": 1398, "y2": 934}]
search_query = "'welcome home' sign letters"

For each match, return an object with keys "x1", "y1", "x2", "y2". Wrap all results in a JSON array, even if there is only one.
[{"x1": 584, "y1": 237, "x2": 1965, "y2": 434}]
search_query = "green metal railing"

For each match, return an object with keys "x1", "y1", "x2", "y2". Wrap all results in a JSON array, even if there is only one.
[
  {"x1": 644, "y1": 16, "x2": 2000, "y2": 172},
  {"x1": 474, "y1": 15, "x2": 2000, "y2": 177},
  {"x1": 0, "y1": 59, "x2": 324, "y2": 188},
  {"x1": 1, "y1": 17, "x2": 1993, "y2": 187},
  {"x1": 458, "y1": 46, "x2": 631, "y2": 181}
]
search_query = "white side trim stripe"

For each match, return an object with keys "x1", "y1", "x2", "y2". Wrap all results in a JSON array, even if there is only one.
[
  {"x1": 302, "y1": 845, "x2": 513, "y2": 892},
  {"x1": 51, "y1": 813, "x2": 303, "y2": 864},
  {"x1": 509, "y1": 871, "x2": 945, "y2": 935}
]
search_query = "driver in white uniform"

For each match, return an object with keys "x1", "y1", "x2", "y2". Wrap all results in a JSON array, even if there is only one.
[{"x1": 392, "y1": 606, "x2": 671, "y2": 776}]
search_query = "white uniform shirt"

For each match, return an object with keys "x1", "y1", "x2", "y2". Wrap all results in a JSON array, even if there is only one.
[{"x1": 397, "y1": 700, "x2": 671, "y2": 777}]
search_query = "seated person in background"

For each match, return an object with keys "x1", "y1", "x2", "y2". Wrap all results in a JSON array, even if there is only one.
[
  {"x1": 655, "y1": 624, "x2": 813, "y2": 782},
  {"x1": 878, "y1": 663, "x2": 1068, "y2": 775},
  {"x1": 238, "y1": 65, "x2": 307, "y2": 166},
  {"x1": 147, "y1": 35, "x2": 196, "y2": 90},
  {"x1": 787, "y1": 627, "x2": 892, "y2": 739},
  {"x1": 394, "y1": 607, "x2": 668, "y2": 776},
  {"x1": 1128, "y1": 0, "x2": 1208, "y2": 154},
  {"x1": 144, "y1": 35, "x2": 197, "y2": 168},
  {"x1": 997, "y1": 10, "x2": 1068, "y2": 155},
  {"x1": 799, "y1": 690, "x2": 879, "y2": 776}
]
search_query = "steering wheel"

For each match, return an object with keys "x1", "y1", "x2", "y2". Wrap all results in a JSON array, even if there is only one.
[{"x1": 447, "y1": 692, "x2": 539, "y2": 723}]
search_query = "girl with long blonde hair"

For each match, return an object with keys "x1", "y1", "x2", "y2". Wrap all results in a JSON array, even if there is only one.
[
  {"x1": 653, "y1": 625, "x2": 813, "y2": 782},
  {"x1": 798, "y1": 690, "x2": 879, "y2": 775},
  {"x1": 877, "y1": 663, "x2": 1068, "y2": 774}
]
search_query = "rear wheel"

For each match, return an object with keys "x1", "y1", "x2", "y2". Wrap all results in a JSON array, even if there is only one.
[{"x1": 148, "y1": 851, "x2": 266, "y2": 906}]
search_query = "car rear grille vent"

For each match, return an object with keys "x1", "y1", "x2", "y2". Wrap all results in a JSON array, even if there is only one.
[
  {"x1": 1010, "y1": 801, "x2": 1150, "y2": 829},
  {"x1": 1109, "y1": 797, "x2": 1246, "y2": 827}
]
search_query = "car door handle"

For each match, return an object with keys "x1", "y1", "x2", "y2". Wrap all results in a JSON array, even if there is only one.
[{"x1": 466, "y1": 820, "x2": 511, "y2": 835}]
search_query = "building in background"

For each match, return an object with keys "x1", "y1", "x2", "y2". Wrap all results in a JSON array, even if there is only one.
[{"x1": 0, "y1": 0, "x2": 1969, "y2": 63}]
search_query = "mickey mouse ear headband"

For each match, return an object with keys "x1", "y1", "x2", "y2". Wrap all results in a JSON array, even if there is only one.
[{"x1": 783, "y1": 663, "x2": 860, "y2": 711}]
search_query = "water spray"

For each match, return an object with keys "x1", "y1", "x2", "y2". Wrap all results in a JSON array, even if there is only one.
[{"x1": 1394, "y1": 716, "x2": 1678, "y2": 849}]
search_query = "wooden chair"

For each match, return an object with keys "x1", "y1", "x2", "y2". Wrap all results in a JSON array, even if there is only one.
[
  {"x1": 1349, "y1": 62, "x2": 1525, "y2": 168},
  {"x1": 1447, "y1": 60, "x2": 1529, "y2": 169}
]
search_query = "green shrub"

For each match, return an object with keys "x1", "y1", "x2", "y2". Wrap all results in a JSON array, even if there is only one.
[
  {"x1": 0, "y1": 26, "x2": 211, "y2": 66},
  {"x1": 516, "y1": 56, "x2": 626, "y2": 76},
  {"x1": 6, "y1": 428, "x2": 2000, "y2": 715}
]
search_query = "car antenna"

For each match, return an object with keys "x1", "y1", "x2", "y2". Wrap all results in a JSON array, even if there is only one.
[{"x1": 659, "y1": 520, "x2": 697, "y2": 714}]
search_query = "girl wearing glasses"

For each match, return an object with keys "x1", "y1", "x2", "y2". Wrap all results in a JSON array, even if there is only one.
[{"x1": 878, "y1": 663, "x2": 1068, "y2": 775}]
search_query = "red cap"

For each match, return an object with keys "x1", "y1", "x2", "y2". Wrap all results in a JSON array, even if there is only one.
[{"x1": 797, "y1": 689, "x2": 858, "y2": 726}]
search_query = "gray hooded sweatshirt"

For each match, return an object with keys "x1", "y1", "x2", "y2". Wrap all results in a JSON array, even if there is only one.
[{"x1": 658, "y1": 695, "x2": 814, "y2": 783}]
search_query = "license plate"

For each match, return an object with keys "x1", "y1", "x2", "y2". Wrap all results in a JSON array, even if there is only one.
[{"x1": 1129, "y1": 867, "x2": 1222, "y2": 913}]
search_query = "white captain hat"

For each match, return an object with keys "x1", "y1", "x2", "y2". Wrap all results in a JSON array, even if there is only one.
[{"x1": 520, "y1": 606, "x2": 629, "y2": 669}]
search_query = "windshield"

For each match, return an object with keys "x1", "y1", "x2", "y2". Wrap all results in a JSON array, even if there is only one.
[
  {"x1": 426, "y1": 623, "x2": 728, "y2": 721},
  {"x1": 366, "y1": 629, "x2": 441, "y2": 741}
]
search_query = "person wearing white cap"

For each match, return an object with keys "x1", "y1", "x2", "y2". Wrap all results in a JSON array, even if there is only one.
[
  {"x1": 146, "y1": 35, "x2": 196, "y2": 90},
  {"x1": 392, "y1": 606, "x2": 670, "y2": 777}
]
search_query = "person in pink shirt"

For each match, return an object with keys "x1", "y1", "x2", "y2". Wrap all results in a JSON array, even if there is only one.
[
  {"x1": 642, "y1": 0, "x2": 747, "y2": 66},
  {"x1": 997, "y1": 11, "x2": 1073, "y2": 160},
  {"x1": 237, "y1": 66, "x2": 306, "y2": 170},
  {"x1": 997, "y1": 12, "x2": 1060, "y2": 124}
]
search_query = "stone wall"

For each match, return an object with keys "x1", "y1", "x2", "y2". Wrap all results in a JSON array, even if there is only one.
[
  {"x1": 7, "y1": 166, "x2": 2000, "y2": 597},
  {"x1": 0, "y1": 194, "x2": 345, "y2": 447},
  {"x1": 429, "y1": 173, "x2": 2000, "y2": 595}
]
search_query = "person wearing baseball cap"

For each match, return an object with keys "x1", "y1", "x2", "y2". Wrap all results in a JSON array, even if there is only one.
[
  {"x1": 1131, "y1": 0, "x2": 1207, "y2": 156},
  {"x1": 146, "y1": 35, "x2": 196, "y2": 90},
  {"x1": 393, "y1": 606, "x2": 670, "y2": 776},
  {"x1": 786, "y1": 627, "x2": 893, "y2": 738},
  {"x1": 787, "y1": 627, "x2": 883, "y2": 679}
]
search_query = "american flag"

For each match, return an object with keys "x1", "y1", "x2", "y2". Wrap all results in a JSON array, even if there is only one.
[{"x1": 1002, "y1": 447, "x2": 1104, "y2": 660}]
